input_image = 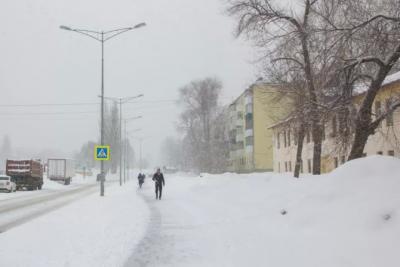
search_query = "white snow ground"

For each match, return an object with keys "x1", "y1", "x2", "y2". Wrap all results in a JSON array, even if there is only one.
[
  {"x1": 126, "y1": 156, "x2": 400, "y2": 267},
  {"x1": 0, "y1": 178, "x2": 150, "y2": 267},
  {"x1": 1, "y1": 156, "x2": 400, "y2": 267}
]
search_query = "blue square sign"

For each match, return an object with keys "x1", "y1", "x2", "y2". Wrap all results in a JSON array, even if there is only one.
[{"x1": 95, "y1": 145, "x2": 110, "y2": 161}]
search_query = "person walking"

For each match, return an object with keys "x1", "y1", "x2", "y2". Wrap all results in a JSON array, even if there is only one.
[
  {"x1": 152, "y1": 168, "x2": 165, "y2": 200},
  {"x1": 137, "y1": 173, "x2": 145, "y2": 188}
]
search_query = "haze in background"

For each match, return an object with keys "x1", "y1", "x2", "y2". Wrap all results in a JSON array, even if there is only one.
[{"x1": 0, "y1": 0, "x2": 261, "y2": 165}]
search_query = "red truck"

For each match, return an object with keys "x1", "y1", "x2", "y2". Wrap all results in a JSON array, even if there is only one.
[{"x1": 6, "y1": 160, "x2": 43, "y2": 190}]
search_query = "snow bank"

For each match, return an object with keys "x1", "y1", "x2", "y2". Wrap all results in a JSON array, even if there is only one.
[{"x1": 0, "y1": 182, "x2": 150, "y2": 267}]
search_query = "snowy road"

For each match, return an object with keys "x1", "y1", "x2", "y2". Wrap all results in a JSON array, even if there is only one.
[{"x1": 0, "y1": 183, "x2": 99, "y2": 232}]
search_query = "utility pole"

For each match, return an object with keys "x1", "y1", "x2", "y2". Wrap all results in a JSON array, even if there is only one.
[{"x1": 60, "y1": 22, "x2": 146, "y2": 196}]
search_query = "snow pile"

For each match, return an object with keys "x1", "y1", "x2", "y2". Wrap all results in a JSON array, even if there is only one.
[{"x1": 0, "y1": 182, "x2": 150, "y2": 267}]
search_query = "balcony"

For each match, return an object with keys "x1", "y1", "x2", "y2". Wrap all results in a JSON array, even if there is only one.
[
  {"x1": 236, "y1": 134, "x2": 244, "y2": 142},
  {"x1": 245, "y1": 94, "x2": 253, "y2": 105},
  {"x1": 245, "y1": 129, "x2": 253, "y2": 137}
]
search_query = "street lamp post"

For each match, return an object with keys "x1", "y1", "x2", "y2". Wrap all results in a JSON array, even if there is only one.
[{"x1": 60, "y1": 23, "x2": 146, "y2": 196}]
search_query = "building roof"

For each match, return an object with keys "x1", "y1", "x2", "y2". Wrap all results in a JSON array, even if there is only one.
[
  {"x1": 269, "y1": 71, "x2": 400, "y2": 129},
  {"x1": 354, "y1": 70, "x2": 400, "y2": 94}
]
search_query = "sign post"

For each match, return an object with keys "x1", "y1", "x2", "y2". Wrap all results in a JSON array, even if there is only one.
[{"x1": 94, "y1": 146, "x2": 110, "y2": 184}]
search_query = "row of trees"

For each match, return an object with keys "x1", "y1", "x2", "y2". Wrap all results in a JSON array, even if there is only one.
[
  {"x1": 75, "y1": 102, "x2": 135, "y2": 172},
  {"x1": 227, "y1": 0, "x2": 400, "y2": 176},
  {"x1": 161, "y1": 78, "x2": 229, "y2": 173}
]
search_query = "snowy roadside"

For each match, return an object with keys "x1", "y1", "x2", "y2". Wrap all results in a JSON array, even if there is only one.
[{"x1": 0, "y1": 181, "x2": 150, "y2": 267}]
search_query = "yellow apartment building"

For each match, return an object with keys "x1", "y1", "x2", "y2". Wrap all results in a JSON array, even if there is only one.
[{"x1": 227, "y1": 82, "x2": 290, "y2": 173}]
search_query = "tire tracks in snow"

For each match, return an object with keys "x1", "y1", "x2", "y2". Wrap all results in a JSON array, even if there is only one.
[{"x1": 0, "y1": 183, "x2": 100, "y2": 233}]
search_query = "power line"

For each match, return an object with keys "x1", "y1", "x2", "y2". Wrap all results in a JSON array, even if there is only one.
[{"x1": 0, "y1": 102, "x2": 99, "y2": 108}]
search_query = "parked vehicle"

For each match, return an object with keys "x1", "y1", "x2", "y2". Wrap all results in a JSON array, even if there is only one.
[
  {"x1": 0, "y1": 175, "x2": 17, "y2": 193},
  {"x1": 6, "y1": 160, "x2": 43, "y2": 190},
  {"x1": 47, "y1": 159, "x2": 75, "y2": 185}
]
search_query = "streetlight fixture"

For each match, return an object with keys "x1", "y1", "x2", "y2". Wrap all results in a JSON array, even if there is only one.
[
  {"x1": 60, "y1": 23, "x2": 146, "y2": 196},
  {"x1": 104, "y1": 96, "x2": 143, "y2": 186}
]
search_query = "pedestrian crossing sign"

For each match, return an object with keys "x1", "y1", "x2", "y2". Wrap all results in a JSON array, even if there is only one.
[{"x1": 94, "y1": 145, "x2": 110, "y2": 161}]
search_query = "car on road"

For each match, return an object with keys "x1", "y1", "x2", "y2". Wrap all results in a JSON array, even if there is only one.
[{"x1": 0, "y1": 175, "x2": 17, "y2": 193}]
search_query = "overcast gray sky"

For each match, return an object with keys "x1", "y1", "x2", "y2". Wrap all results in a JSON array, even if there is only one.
[{"x1": 0, "y1": 0, "x2": 258, "y2": 165}]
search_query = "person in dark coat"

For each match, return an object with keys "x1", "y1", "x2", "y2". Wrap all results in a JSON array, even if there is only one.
[
  {"x1": 137, "y1": 173, "x2": 145, "y2": 188},
  {"x1": 152, "y1": 168, "x2": 165, "y2": 200}
]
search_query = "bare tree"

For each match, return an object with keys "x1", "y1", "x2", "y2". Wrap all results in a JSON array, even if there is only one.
[
  {"x1": 227, "y1": 0, "x2": 334, "y2": 174},
  {"x1": 328, "y1": 0, "x2": 400, "y2": 160},
  {"x1": 178, "y1": 77, "x2": 224, "y2": 173}
]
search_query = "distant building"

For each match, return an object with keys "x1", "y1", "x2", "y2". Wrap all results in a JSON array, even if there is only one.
[
  {"x1": 270, "y1": 71, "x2": 400, "y2": 173},
  {"x1": 227, "y1": 82, "x2": 290, "y2": 173}
]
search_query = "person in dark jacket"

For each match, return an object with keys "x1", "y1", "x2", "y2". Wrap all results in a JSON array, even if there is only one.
[
  {"x1": 152, "y1": 168, "x2": 165, "y2": 200},
  {"x1": 137, "y1": 173, "x2": 145, "y2": 188}
]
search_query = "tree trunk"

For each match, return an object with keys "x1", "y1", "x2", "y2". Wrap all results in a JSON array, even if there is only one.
[
  {"x1": 294, "y1": 122, "x2": 305, "y2": 178},
  {"x1": 348, "y1": 112, "x2": 372, "y2": 160},
  {"x1": 312, "y1": 122, "x2": 323, "y2": 175}
]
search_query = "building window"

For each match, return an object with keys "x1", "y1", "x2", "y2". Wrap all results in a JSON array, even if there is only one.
[
  {"x1": 287, "y1": 130, "x2": 291, "y2": 147},
  {"x1": 277, "y1": 133, "x2": 281, "y2": 149},
  {"x1": 237, "y1": 111, "x2": 244, "y2": 120},
  {"x1": 386, "y1": 99, "x2": 394, "y2": 127},
  {"x1": 377, "y1": 151, "x2": 383, "y2": 155},
  {"x1": 245, "y1": 136, "x2": 254, "y2": 146},
  {"x1": 245, "y1": 103, "x2": 252, "y2": 114},
  {"x1": 307, "y1": 159, "x2": 312, "y2": 173},
  {"x1": 334, "y1": 157, "x2": 339, "y2": 168},
  {"x1": 375, "y1": 101, "x2": 382, "y2": 127},
  {"x1": 388, "y1": 150, "x2": 395, "y2": 156},
  {"x1": 237, "y1": 141, "x2": 244, "y2": 150},
  {"x1": 278, "y1": 162, "x2": 281, "y2": 172},
  {"x1": 245, "y1": 113, "x2": 253, "y2": 130},
  {"x1": 375, "y1": 101, "x2": 382, "y2": 117},
  {"x1": 341, "y1": 156, "x2": 346, "y2": 164},
  {"x1": 306, "y1": 130, "x2": 311, "y2": 143},
  {"x1": 283, "y1": 131, "x2": 287, "y2": 147},
  {"x1": 288, "y1": 161, "x2": 292, "y2": 172},
  {"x1": 331, "y1": 116, "x2": 337, "y2": 137},
  {"x1": 285, "y1": 162, "x2": 288, "y2": 172}
]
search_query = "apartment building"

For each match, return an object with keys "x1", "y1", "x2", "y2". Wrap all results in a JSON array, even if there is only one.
[
  {"x1": 271, "y1": 71, "x2": 400, "y2": 173},
  {"x1": 227, "y1": 82, "x2": 290, "y2": 173}
]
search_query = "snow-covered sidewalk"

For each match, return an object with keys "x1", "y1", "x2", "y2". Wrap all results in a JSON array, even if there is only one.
[{"x1": 0, "y1": 181, "x2": 150, "y2": 267}]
